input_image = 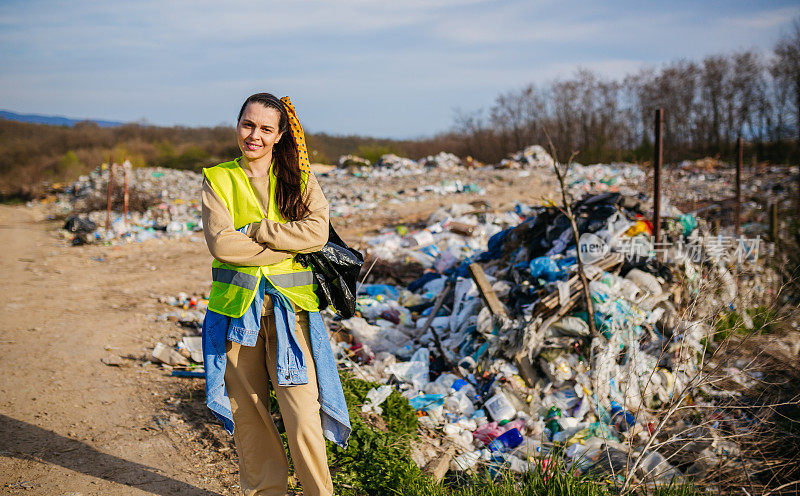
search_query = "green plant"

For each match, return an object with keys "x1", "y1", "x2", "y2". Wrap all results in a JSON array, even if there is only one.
[
  {"x1": 401, "y1": 455, "x2": 701, "y2": 496},
  {"x1": 713, "y1": 306, "x2": 778, "y2": 340},
  {"x1": 355, "y1": 144, "x2": 399, "y2": 164},
  {"x1": 326, "y1": 373, "x2": 425, "y2": 495}
]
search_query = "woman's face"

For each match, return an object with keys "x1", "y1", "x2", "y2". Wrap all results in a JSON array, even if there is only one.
[{"x1": 236, "y1": 102, "x2": 284, "y2": 162}]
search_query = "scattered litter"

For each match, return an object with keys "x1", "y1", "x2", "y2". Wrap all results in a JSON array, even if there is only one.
[
  {"x1": 178, "y1": 336, "x2": 203, "y2": 363},
  {"x1": 171, "y1": 370, "x2": 205, "y2": 378},
  {"x1": 318, "y1": 155, "x2": 781, "y2": 484},
  {"x1": 54, "y1": 143, "x2": 790, "y2": 487},
  {"x1": 152, "y1": 342, "x2": 191, "y2": 367},
  {"x1": 361, "y1": 385, "x2": 394, "y2": 415}
]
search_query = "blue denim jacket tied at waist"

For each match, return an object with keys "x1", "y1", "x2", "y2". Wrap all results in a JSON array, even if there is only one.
[{"x1": 202, "y1": 276, "x2": 351, "y2": 447}]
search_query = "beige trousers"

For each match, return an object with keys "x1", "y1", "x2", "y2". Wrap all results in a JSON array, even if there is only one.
[{"x1": 224, "y1": 301, "x2": 334, "y2": 496}]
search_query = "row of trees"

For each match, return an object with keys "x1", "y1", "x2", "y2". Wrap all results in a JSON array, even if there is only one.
[{"x1": 451, "y1": 22, "x2": 800, "y2": 165}]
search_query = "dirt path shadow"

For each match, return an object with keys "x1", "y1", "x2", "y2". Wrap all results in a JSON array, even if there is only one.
[{"x1": 1, "y1": 414, "x2": 224, "y2": 495}]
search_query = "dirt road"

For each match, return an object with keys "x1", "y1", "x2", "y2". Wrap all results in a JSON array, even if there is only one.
[{"x1": 0, "y1": 204, "x2": 235, "y2": 495}]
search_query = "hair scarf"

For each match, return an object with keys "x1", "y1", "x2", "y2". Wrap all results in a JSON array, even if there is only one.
[{"x1": 280, "y1": 96, "x2": 311, "y2": 174}]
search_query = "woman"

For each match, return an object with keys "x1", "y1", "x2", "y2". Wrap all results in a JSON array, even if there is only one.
[{"x1": 201, "y1": 93, "x2": 350, "y2": 496}]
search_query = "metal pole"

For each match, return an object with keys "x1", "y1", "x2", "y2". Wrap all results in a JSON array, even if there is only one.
[
  {"x1": 105, "y1": 157, "x2": 114, "y2": 232},
  {"x1": 770, "y1": 202, "x2": 778, "y2": 244},
  {"x1": 735, "y1": 137, "x2": 742, "y2": 236},
  {"x1": 796, "y1": 165, "x2": 800, "y2": 224},
  {"x1": 653, "y1": 108, "x2": 663, "y2": 247},
  {"x1": 123, "y1": 158, "x2": 130, "y2": 221}
]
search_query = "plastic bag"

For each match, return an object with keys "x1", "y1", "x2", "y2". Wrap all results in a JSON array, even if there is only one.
[
  {"x1": 361, "y1": 385, "x2": 393, "y2": 414},
  {"x1": 528, "y1": 256, "x2": 564, "y2": 281}
]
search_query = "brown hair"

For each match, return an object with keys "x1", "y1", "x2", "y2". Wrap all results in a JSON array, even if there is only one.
[{"x1": 238, "y1": 93, "x2": 310, "y2": 221}]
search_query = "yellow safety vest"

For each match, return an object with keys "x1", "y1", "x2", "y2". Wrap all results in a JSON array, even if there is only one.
[{"x1": 203, "y1": 158, "x2": 319, "y2": 318}]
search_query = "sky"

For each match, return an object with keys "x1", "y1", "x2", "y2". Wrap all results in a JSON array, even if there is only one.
[{"x1": 1, "y1": 0, "x2": 798, "y2": 138}]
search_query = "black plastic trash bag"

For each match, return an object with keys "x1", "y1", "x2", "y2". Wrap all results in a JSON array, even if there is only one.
[
  {"x1": 63, "y1": 215, "x2": 97, "y2": 234},
  {"x1": 296, "y1": 222, "x2": 364, "y2": 319}
]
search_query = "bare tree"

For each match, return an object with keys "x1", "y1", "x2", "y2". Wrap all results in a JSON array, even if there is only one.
[
  {"x1": 772, "y1": 19, "x2": 800, "y2": 143},
  {"x1": 450, "y1": 23, "x2": 800, "y2": 166}
]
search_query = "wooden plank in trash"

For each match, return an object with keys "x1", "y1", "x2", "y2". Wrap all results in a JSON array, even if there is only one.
[
  {"x1": 468, "y1": 263, "x2": 507, "y2": 318},
  {"x1": 515, "y1": 353, "x2": 537, "y2": 387},
  {"x1": 426, "y1": 446, "x2": 455, "y2": 482},
  {"x1": 448, "y1": 221, "x2": 476, "y2": 236}
]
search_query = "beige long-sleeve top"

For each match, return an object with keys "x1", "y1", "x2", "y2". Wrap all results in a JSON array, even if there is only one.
[{"x1": 201, "y1": 168, "x2": 329, "y2": 267}]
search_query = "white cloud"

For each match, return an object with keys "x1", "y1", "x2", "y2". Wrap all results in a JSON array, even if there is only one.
[
  {"x1": 535, "y1": 59, "x2": 646, "y2": 81},
  {"x1": 432, "y1": 2, "x2": 605, "y2": 44},
  {"x1": 722, "y1": 6, "x2": 799, "y2": 30}
]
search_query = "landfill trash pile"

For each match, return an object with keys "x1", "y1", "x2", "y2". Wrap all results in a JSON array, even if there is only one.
[
  {"x1": 316, "y1": 162, "x2": 492, "y2": 225},
  {"x1": 566, "y1": 163, "x2": 647, "y2": 198},
  {"x1": 319, "y1": 167, "x2": 487, "y2": 221},
  {"x1": 664, "y1": 162, "x2": 799, "y2": 236},
  {"x1": 491, "y1": 151, "x2": 799, "y2": 239},
  {"x1": 493, "y1": 145, "x2": 648, "y2": 199},
  {"x1": 46, "y1": 164, "x2": 203, "y2": 245},
  {"x1": 375, "y1": 153, "x2": 424, "y2": 173},
  {"x1": 421, "y1": 152, "x2": 463, "y2": 170},
  {"x1": 117, "y1": 142, "x2": 786, "y2": 486},
  {"x1": 323, "y1": 189, "x2": 780, "y2": 485},
  {"x1": 498, "y1": 145, "x2": 555, "y2": 169},
  {"x1": 331, "y1": 152, "x2": 468, "y2": 178},
  {"x1": 361, "y1": 202, "x2": 522, "y2": 272},
  {"x1": 341, "y1": 152, "x2": 464, "y2": 174},
  {"x1": 671, "y1": 160, "x2": 797, "y2": 205},
  {"x1": 338, "y1": 154, "x2": 372, "y2": 168}
]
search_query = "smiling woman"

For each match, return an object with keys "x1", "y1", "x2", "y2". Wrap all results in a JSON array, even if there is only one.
[
  {"x1": 234, "y1": 93, "x2": 311, "y2": 222},
  {"x1": 237, "y1": 104, "x2": 282, "y2": 168},
  {"x1": 199, "y1": 93, "x2": 349, "y2": 496}
]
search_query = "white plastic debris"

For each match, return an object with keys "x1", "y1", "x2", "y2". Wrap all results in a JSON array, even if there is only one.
[{"x1": 361, "y1": 385, "x2": 394, "y2": 415}]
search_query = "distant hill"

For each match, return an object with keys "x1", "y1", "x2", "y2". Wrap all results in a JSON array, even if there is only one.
[{"x1": 0, "y1": 110, "x2": 123, "y2": 128}]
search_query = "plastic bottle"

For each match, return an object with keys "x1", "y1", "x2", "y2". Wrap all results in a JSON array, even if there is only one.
[
  {"x1": 544, "y1": 406, "x2": 562, "y2": 440},
  {"x1": 610, "y1": 401, "x2": 635, "y2": 432},
  {"x1": 488, "y1": 428, "x2": 524, "y2": 452}
]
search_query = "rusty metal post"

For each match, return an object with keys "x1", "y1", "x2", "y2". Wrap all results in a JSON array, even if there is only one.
[
  {"x1": 105, "y1": 157, "x2": 114, "y2": 231},
  {"x1": 653, "y1": 108, "x2": 663, "y2": 247},
  {"x1": 123, "y1": 158, "x2": 130, "y2": 221},
  {"x1": 770, "y1": 202, "x2": 778, "y2": 243},
  {"x1": 796, "y1": 165, "x2": 800, "y2": 223},
  {"x1": 735, "y1": 137, "x2": 742, "y2": 236}
]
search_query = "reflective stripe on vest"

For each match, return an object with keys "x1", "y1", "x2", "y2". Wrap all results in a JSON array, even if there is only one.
[
  {"x1": 267, "y1": 271, "x2": 314, "y2": 288},
  {"x1": 211, "y1": 267, "x2": 259, "y2": 291},
  {"x1": 204, "y1": 159, "x2": 319, "y2": 317}
]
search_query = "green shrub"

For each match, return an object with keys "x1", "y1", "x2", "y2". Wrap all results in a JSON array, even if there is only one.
[
  {"x1": 714, "y1": 306, "x2": 778, "y2": 340},
  {"x1": 355, "y1": 144, "x2": 400, "y2": 164},
  {"x1": 327, "y1": 372, "x2": 426, "y2": 495}
]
